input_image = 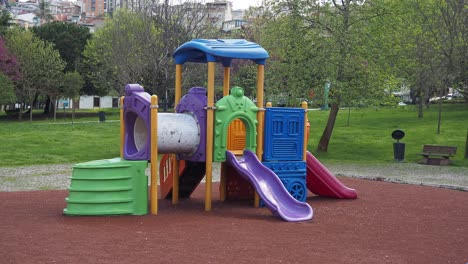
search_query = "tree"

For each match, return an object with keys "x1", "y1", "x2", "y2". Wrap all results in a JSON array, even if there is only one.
[
  {"x1": 146, "y1": 0, "x2": 218, "y2": 102},
  {"x1": 385, "y1": 0, "x2": 466, "y2": 135},
  {"x1": 0, "y1": 11, "x2": 12, "y2": 36},
  {"x1": 5, "y1": 28, "x2": 65, "y2": 121},
  {"x1": 0, "y1": 35, "x2": 19, "y2": 107},
  {"x1": 254, "y1": 0, "x2": 396, "y2": 151},
  {"x1": 83, "y1": 2, "x2": 218, "y2": 103},
  {"x1": 0, "y1": 72, "x2": 16, "y2": 105},
  {"x1": 83, "y1": 9, "x2": 158, "y2": 96},
  {"x1": 32, "y1": 21, "x2": 91, "y2": 72},
  {"x1": 32, "y1": 21, "x2": 91, "y2": 114},
  {"x1": 0, "y1": 35, "x2": 20, "y2": 82},
  {"x1": 231, "y1": 63, "x2": 258, "y2": 98},
  {"x1": 423, "y1": 0, "x2": 467, "y2": 102},
  {"x1": 62, "y1": 71, "x2": 84, "y2": 124},
  {"x1": 412, "y1": 0, "x2": 466, "y2": 132}
]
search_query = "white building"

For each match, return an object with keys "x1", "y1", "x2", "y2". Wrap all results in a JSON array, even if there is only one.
[
  {"x1": 57, "y1": 96, "x2": 120, "y2": 109},
  {"x1": 13, "y1": 13, "x2": 39, "y2": 28},
  {"x1": 77, "y1": 95, "x2": 120, "y2": 109},
  {"x1": 206, "y1": 0, "x2": 233, "y2": 27}
]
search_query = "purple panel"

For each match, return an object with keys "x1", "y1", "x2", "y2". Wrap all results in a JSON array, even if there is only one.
[
  {"x1": 123, "y1": 84, "x2": 151, "y2": 160},
  {"x1": 176, "y1": 87, "x2": 207, "y2": 162}
]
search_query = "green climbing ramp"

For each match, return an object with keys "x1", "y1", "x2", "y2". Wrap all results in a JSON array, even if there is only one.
[{"x1": 63, "y1": 158, "x2": 148, "y2": 216}]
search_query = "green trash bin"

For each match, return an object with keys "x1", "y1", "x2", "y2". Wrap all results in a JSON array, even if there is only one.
[{"x1": 98, "y1": 111, "x2": 106, "y2": 122}]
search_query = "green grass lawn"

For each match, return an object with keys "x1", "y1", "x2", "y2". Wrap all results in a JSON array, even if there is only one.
[
  {"x1": 0, "y1": 108, "x2": 121, "y2": 166},
  {"x1": 0, "y1": 104, "x2": 466, "y2": 167},
  {"x1": 308, "y1": 103, "x2": 468, "y2": 166},
  {"x1": 0, "y1": 121, "x2": 121, "y2": 166}
]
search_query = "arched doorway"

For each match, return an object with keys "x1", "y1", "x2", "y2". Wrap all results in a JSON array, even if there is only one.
[{"x1": 213, "y1": 87, "x2": 258, "y2": 162}]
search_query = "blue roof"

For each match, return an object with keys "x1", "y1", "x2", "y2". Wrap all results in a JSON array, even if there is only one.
[{"x1": 173, "y1": 39, "x2": 269, "y2": 66}]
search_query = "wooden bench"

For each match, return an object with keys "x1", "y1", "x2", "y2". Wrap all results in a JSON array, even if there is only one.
[{"x1": 417, "y1": 145, "x2": 457, "y2": 166}]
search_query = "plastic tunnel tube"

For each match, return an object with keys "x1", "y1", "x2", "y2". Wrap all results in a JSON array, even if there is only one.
[{"x1": 130, "y1": 113, "x2": 200, "y2": 155}]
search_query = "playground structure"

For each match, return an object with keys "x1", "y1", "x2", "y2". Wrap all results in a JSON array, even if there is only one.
[{"x1": 63, "y1": 39, "x2": 357, "y2": 222}]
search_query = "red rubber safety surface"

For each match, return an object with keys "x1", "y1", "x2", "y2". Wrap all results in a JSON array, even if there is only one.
[{"x1": 1, "y1": 177, "x2": 467, "y2": 264}]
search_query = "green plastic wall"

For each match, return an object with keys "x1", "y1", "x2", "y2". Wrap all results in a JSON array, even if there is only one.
[
  {"x1": 63, "y1": 158, "x2": 148, "y2": 216},
  {"x1": 213, "y1": 87, "x2": 258, "y2": 161}
]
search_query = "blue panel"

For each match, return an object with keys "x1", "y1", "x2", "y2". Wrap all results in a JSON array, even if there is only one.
[
  {"x1": 263, "y1": 107, "x2": 305, "y2": 161},
  {"x1": 263, "y1": 161, "x2": 307, "y2": 202},
  {"x1": 173, "y1": 39, "x2": 269, "y2": 66}
]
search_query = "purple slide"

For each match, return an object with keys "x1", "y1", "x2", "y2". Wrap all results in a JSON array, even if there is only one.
[
  {"x1": 225, "y1": 150, "x2": 313, "y2": 222},
  {"x1": 306, "y1": 151, "x2": 358, "y2": 199}
]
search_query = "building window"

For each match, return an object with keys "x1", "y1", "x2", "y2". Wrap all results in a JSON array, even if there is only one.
[
  {"x1": 112, "y1": 97, "x2": 119, "y2": 108},
  {"x1": 93, "y1": 97, "x2": 100, "y2": 108}
]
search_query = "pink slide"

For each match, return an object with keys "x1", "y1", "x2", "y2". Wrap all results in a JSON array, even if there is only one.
[
  {"x1": 226, "y1": 150, "x2": 313, "y2": 222},
  {"x1": 306, "y1": 151, "x2": 358, "y2": 199}
]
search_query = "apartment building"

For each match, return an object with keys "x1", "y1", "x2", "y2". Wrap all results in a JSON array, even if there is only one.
[{"x1": 78, "y1": 0, "x2": 243, "y2": 29}]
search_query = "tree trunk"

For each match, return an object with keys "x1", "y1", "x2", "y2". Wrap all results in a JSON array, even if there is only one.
[
  {"x1": 72, "y1": 98, "x2": 76, "y2": 127},
  {"x1": 465, "y1": 128, "x2": 468, "y2": 159},
  {"x1": 29, "y1": 100, "x2": 34, "y2": 122},
  {"x1": 32, "y1": 93, "x2": 39, "y2": 111},
  {"x1": 418, "y1": 99, "x2": 424, "y2": 118},
  {"x1": 437, "y1": 101, "x2": 442, "y2": 134},
  {"x1": 43, "y1": 96, "x2": 51, "y2": 115},
  {"x1": 317, "y1": 103, "x2": 340, "y2": 152},
  {"x1": 346, "y1": 107, "x2": 351, "y2": 126},
  {"x1": 53, "y1": 97, "x2": 57, "y2": 122},
  {"x1": 417, "y1": 78, "x2": 425, "y2": 118},
  {"x1": 437, "y1": 90, "x2": 442, "y2": 134},
  {"x1": 18, "y1": 104, "x2": 23, "y2": 121}
]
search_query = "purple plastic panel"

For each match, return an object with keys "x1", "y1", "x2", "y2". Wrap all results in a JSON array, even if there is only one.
[
  {"x1": 123, "y1": 84, "x2": 151, "y2": 160},
  {"x1": 176, "y1": 87, "x2": 207, "y2": 162}
]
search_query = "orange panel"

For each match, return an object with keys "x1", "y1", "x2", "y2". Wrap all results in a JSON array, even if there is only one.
[
  {"x1": 227, "y1": 119, "x2": 246, "y2": 155},
  {"x1": 159, "y1": 154, "x2": 185, "y2": 199}
]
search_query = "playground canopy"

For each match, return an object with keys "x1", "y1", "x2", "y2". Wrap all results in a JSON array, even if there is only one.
[{"x1": 172, "y1": 39, "x2": 269, "y2": 66}]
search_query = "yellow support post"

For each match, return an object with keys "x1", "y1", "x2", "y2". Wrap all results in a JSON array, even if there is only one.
[
  {"x1": 254, "y1": 64, "x2": 265, "y2": 208},
  {"x1": 256, "y1": 64, "x2": 265, "y2": 158},
  {"x1": 205, "y1": 62, "x2": 215, "y2": 211},
  {"x1": 150, "y1": 95, "x2": 159, "y2": 215},
  {"x1": 172, "y1": 64, "x2": 183, "y2": 204},
  {"x1": 175, "y1": 64, "x2": 183, "y2": 105},
  {"x1": 119, "y1": 96, "x2": 125, "y2": 159},
  {"x1": 220, "y1": 66, "x2": 230, "y2": 202},
  {"x1": 301, "y1": 101, "x2": 308, "y2": 161},
  {"x1": 223, "y1": 67, "x2": 230, "y2": 96}
]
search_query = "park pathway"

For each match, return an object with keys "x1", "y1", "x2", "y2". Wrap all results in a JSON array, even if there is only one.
[{"x1": 0, "y1": 162, "x2": 467, "y2": 192}]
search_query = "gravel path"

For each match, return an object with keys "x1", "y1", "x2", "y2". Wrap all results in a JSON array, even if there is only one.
[
  {"x1": 328, "y1": 162, "x2": 468, "y2": 191},
  {"x1": 0, "y1": 161, "x2": 467, "y2": 192}
]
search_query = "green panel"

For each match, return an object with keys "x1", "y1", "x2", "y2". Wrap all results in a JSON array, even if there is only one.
[
  {"x1": 73, "y1": 157, "x2": 133, "y2": 168},
  {"x1": 63, "y1": 201, "x2": 134, "y2": 215},
  {"x1": 64, "y1": 158, "x2": 148, "y2": 216},
  {"x1": 69, "y1": 177, "x2": 133, "y2": 190},
  {"x1": 214, "y1": 87, "x2": 258, "y2": 162},
  {"x1": 66, "y1": 189, "x2": 133, "y2": 202}
]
